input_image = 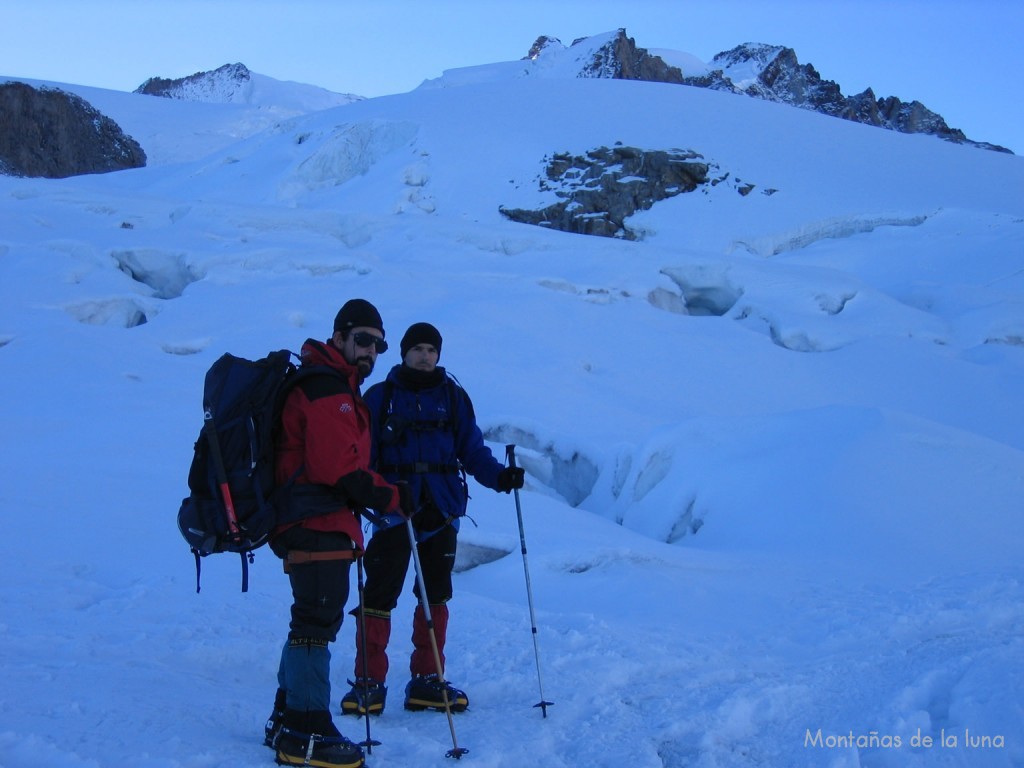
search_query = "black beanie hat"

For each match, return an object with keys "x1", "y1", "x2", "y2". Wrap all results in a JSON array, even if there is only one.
[
  {"x1": 334, "y1": 299, "x2": 384, "y2": 337},
  {"x1": 401, "y1": 322, "x2": 443, "y2": 359}
]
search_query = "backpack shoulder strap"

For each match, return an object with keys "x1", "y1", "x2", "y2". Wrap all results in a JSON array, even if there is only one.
[
  {"x1": 272, "y1": 364, "x2": 351, "y2": 489},
  {"x1": 376, "y1": 378, "x2": 395, "y2": 430},
  {"x1": 283, "y1": 364, "x2": 350, "y2": 405},
  {"x1": 374, "y1": 373, "x2": 463, "y2": 435},
  {"x1": 445, "y1": 373, "x2": 474, "y2": 434}
]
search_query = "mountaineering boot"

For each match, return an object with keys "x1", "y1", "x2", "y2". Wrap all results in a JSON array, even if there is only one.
[
  {"x1": 340, "y1": 678, "x2": 387, "y2": 716},
  {"x1": 403, "y1": 674, "x2": 469, "y2": 712},
  {"x1": 275, "y1": 709, "x2": 364, "y2": 768},
  {"x1": 264, "y1": 687, "x2": 287, "y2": 747}
]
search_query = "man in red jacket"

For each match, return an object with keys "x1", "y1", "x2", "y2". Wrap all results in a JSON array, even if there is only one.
[{"x1": 265, "y1": 299, "x2": 413, "y2": 768}]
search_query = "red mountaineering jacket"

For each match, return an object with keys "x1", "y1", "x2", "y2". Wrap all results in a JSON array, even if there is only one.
[{"x1": 273, "y1": 338, "x2": 401, "y2": 549}]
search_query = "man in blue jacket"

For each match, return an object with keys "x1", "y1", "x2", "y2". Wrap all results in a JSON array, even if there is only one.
[{"x1": 341, "y1": 322, "x2": 524, "y2": 716}]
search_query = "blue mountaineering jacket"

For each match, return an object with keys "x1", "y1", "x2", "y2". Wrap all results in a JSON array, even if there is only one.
[{"x1": 363, "y1": 364, "x2": 504, "y2": 538}]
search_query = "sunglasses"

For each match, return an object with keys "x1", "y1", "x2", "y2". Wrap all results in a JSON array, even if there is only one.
[{"x1": 351, "y1": 331, "x2": 388, "y2": 353}]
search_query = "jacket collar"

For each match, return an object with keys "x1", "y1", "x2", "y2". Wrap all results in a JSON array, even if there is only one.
[
  {"x1": 392, "y1": 363, "x2": 447, "y2": 391},
  {"x1": 300, "y1": 338, "x2": 361, "y2": 390}
]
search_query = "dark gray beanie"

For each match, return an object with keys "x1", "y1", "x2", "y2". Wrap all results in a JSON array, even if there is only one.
[
  {"x1": 334, "y1": 299, "x2": 384, "y2": 337},
  {"x1": 401, "y1": 322, "x2": 443, "y2": 359}
]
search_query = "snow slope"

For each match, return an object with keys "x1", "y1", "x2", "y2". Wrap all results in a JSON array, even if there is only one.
[
  {"x1": 1, "y1": 71, "x2": 359, "y2": 167},
  {"x1": 1, "y1": 57, "x2": 1022, "y2": 768}
]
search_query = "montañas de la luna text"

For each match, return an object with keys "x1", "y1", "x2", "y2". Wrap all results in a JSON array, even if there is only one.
[{"x1": 805, "y1": 728, "x2": 1005, "y2": 750}]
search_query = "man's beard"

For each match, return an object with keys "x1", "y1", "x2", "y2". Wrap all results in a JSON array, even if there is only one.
[{"x1": 355, "y1": 356, "x2": 375, "y2": 380}]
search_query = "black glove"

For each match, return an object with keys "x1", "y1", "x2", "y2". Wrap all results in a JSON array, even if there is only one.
[
  {"x1": 496, "y1": 467, "x2": 525, "y2": 493},
  {"x1": 396, "y1": 481, "x2": 416, "y2": 518}
]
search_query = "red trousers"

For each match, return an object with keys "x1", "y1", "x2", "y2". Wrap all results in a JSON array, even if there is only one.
[{"x1": 354, "y1": 603, "x2": 449, "y2": 680}]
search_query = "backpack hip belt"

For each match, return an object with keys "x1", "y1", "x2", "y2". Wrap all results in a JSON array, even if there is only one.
[{"x1": 284, "y1": 549, "x2": 359, "y2": 573}]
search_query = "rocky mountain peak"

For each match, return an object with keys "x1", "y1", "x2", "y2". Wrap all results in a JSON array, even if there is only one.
[
  {"x1": 134, "y1": 62, "x2": 253, "y2": 103},
  {"x1": 709, "y1": 43, "x2": 846, "y2": 114},
  {"x1": 695, "y1": 43, "x2": 1009, "y2": 153},
  {"x1": 525, "y1": 36, "x2": 565, "y2": 60},
  {"x1": 132, "y1": 62, "x2": 362, "y2": 114},
  {"x1": 712, "y1": 42, "x2": 789, "y2": 72},
  {"x1": 515, "y1": 33, "x2": 1011, "y2": 153},
  {"x1": 432, "y1": 29, "x2": 1005, "y2": 151},
  {"x1": 577, "y1": 28, "x2": 685, "y2": 83},
  {"x1": 522, "y1": 29, "x2": 683, "y2": 85}
]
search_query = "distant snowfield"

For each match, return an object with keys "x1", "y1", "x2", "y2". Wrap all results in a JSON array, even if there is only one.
[{"x1": 1, "y1": 61, "x2": 1022, "y2": 768}]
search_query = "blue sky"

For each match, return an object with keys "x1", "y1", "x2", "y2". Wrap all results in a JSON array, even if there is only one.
[{"x1": 3, "y1": 0, "x2": 1022, "y2": 153}]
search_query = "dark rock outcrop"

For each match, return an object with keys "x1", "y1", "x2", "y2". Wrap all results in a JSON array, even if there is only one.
[
  {"x1": 0, "y1": 81, "x2": 146, "y2": 178},
  {"x1": 500, "y1": 146, "x2": 711, "y2": 239}
]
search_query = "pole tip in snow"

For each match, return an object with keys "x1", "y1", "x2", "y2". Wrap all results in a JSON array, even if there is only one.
[
  {"x1": 446, "y1": 747, "x2": 469, "y2": 759},
  {"x1": 534, "y1": 700, "x2": 554, "y2": 718}
]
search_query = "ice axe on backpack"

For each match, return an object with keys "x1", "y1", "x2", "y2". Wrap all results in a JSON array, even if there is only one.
[
  {"x1": 506, "y1": 444, "x2": 554, "y2": 718},
  {"x1": 200, "y1": 407, "x2": 253, "y2": 591},
  {"x1": 203, "y1": 409, "x2": 242, "y2": 535}
]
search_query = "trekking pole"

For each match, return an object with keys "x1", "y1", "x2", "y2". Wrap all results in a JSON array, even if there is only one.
[
  {"x1": 505, "y1": 444, "x2": 554, "y2": 717},
  {"x1": 354, "y1": 550, "x2": 381, "y2": 753},
  {"x1": 405, "y1": 517, "x2": 469, "y2": 759}
]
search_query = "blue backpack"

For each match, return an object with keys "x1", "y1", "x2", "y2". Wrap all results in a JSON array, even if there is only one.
[{"x1": 177, "y1": 349, "x2": 343, "y2": 592}]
